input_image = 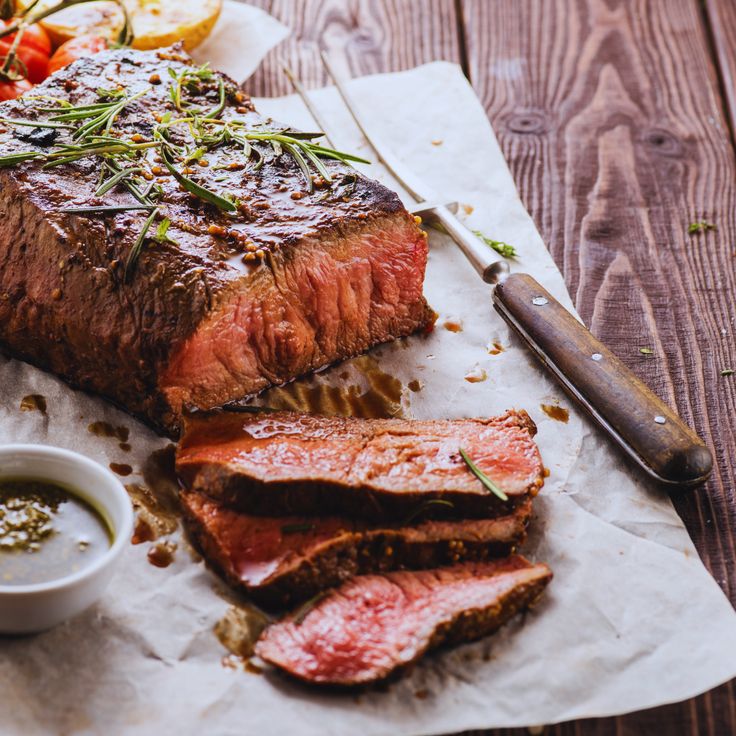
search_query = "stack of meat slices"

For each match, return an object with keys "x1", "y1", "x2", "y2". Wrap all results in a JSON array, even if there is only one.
[{"x1": 176, "y1": 409, "x2": 552, "y2": 686}]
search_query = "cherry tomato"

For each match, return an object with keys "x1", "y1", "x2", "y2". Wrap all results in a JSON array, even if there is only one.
[
  {"x1": 0, "y1": 21, "x2": 51, "y2": 84},
  {"x1": 0, "y1": 76, "x2": 31, "y2": 100},
  {"x1": 48, "y1": 35, "x2": 109, "y2": 77}
]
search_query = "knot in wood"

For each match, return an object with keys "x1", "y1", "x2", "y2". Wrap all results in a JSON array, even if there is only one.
[
  {"x1": 506, "y1": 111, "x2": 547, "y2": 135},
  {"x1": 642, "y1": 128, "x2": 684, "y2": 158}
]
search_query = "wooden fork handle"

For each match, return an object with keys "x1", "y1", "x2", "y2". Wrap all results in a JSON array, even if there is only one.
[{"x1": 493, "y1": 272, "x2": 712, "y2": 487}]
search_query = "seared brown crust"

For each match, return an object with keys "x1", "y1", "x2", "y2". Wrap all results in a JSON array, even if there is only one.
[
  {"x1": 181, "y1": 490, "x2": 532, "y2": 608},
  {"x1": 0, "y1": 47, "x2": 430, "y2": 433},
  {"x1": 176, "y1": 409, "x2": 544, "y2": 520},
  {"x1": 255, "y1": 556, "x2": 552, "y2": 686}
]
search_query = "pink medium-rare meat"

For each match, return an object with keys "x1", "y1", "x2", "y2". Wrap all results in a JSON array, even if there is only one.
[
  {"x1": 176, "y1": 409, "x2": 545, "y2": 519},
  {"x1": 0, "y1": 47, "x2": 432, "y2": 434},
  {"x1": 255, "y1": 556, "x2": 552, "y2": 685},
  {"x1": 181, "y1": 490, "x2": 533, "y2": 607}
]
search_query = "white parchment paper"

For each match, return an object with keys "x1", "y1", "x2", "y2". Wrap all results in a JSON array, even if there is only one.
[
  {"x1": 192, "y1": 1, "x2": 289, "y2": 83},
  {"x1": 1, "y1": 33, "x2": 736, "y2": 736}
]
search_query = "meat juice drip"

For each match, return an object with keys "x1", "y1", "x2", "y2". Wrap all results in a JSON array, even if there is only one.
[
  {"x1": 443, "y1": 319, "x2": 463, "y2": 333},
  {"x1": 540, "y1": 404, "x2": 569, "y2": 423},
  {"x1": 147, "y1": 540, "x2": 177, "y2": 568},
  {"x1": 87, "y1": 421, "x2": 130, "y2": 443},
  {"x1": 487, "y1": 340, "x2": 505, "y2": 356},
  {"x1": 258, "y1": 355, "x2": 404, "y2": 419},
  {"x1": 19, "y1": 394, "x2": 47, "y2": 414},
  {"x1": 126, "y1": 445, "x2": 180, "y2": 544},
  {"x1": 214, "y1": 604, "x2": 271, "y2": 665},
  {"x1": 109, "y1": 463, "x2": 133, "y2": 477}
]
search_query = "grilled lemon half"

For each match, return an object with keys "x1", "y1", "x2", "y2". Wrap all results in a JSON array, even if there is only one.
[{"x1": 24, "y1": 0, "x2": 222, "y2": 51}]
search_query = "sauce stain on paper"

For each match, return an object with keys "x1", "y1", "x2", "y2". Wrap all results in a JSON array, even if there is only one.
[
  {"x1": 464, "y1": 365, "x2": 488, "y2": 383},
  {"x1": 88, "y1": 421, "x2": 129, "y2": 443},
  {"x1": 20, "y1": 394, "x2": 47, "y2": 414},
  {"x1": 258, "y1": 356, "x2": 403, "y2": 419},
  {"x1": 540, "y1": 404, "x2": 569, "y2": 423},
  {"x1": 215, "y1": 604, "x2": 270, "y2": 659},
  {"x1": 147, "y1": 540, "x2": 177, "y2": 568},
  {"x1": 109, "y1": 463, "x2": 133, "y2": 477},
  {"x1": 126, "y1": 445, "x2": 180, "y2": 544},
  {"x1": 487, "y1": 340, "x2": 505, "y2": 355}
]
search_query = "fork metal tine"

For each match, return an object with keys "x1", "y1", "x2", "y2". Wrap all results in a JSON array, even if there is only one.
[
  {"x1": 319, "y1": 51, "x2": 430, "y2": 204},
  {"x1": 282, "y1": 65, "x2": 337, "y2": 149}
]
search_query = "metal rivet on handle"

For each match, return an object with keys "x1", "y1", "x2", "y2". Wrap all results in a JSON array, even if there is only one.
[
  {"x1": 654, "y1": 416, "x2": 666, "y2": 425},
  {"x1": 591, "y1": 353, "x2": 603, "y2": 362},
  {"x1": 532, "y1": 296, "x2": 549, "y2": 306}
]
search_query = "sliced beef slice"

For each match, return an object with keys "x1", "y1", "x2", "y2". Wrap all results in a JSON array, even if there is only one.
[
  {"x1": 176, "y1": 409, "x2": 544, "y2": 519},
  {"x1": 255, "y1": 556, "x2": 552, "y2": 685},
  {"x1": 181, "y1": 490, "x2": 532, "y2": 607},
  {"x1": 0, "y1": 47, "x2": 432, "y2": 434}
]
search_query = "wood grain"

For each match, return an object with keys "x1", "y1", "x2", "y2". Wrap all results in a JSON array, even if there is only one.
[
  {"x1": 237, "y1": 0, "x2": 736, "y2": 733},
  {"x1": 462, "y1": 0, "x2": 736, "y2": 733},
  {"x1": 704, "y1": 0, "x2": 736, "y2": 140},
  {"x1": 246, "y1": 0, "x2": 462, "y2": 96}
]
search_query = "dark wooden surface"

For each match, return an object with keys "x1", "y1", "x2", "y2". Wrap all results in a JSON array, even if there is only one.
[{"x1": 245, "y1": 1, "x2": 736, "y2": 733}]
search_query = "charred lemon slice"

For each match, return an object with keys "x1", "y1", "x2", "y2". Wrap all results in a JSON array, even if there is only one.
[{"x1": 24, "y1": 0, "x2": 222, "y2": 51}]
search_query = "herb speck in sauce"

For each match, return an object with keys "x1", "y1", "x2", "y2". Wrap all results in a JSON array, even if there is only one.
[{"x1": 0, "y1": 479, "x2": 112, "y2": 586}]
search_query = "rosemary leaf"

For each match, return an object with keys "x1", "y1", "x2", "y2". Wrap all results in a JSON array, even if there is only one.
[
  {"x1": 125, "y1": 208, "x2": 159, "y2": 281},
  {"x1": 473, "y1": 230, "x2": 517, "y2": 259},
  {"x1": 153, "y1": 217, "x2": 177, "y2": 245},
  {"x1": 282, "y1": 140, "x2": 313, "y2": 192},
  {"x1": 95, "y1": 166, "x2": 143, "y2": 197},
  {"x1": 688, "y1": 220, "x2": 717, "y2": 235},
  {"x1": 0, "y1": 117, "x2": 73, "y2": 129},
  {"x1": 459, "y1": 448, "x2": 508, "y2": 502},
  {"x1": 402, "y1": 499, "x2": 455, "y2": 526},
  {"x1": 221, "y1": 403, "x2": 280, "y2": 414},
  {"x1": 159, "y1": 143, "x2": 237, "y2": 212},
  {"x1": 59, "y1": 205, "x2": 156, "y2": 215},
  {"x1": 721, "y1": 369, "x2": 734, "y2": 377},
  {"x1": 639, "y1": 347, "x2": 654, "y2": 355},
  {"x1": 301, "y1": 144, "x2": 333, "y2": 184},
  {"x1": 203, "y1": 77, "x2": 226, "y2": 120},
  {"x1": 0, "y1": 151, "x2": 42, "y2": 167},
  {"x1": 293, "y1": 590, "x2": 331, "y2": 626}
]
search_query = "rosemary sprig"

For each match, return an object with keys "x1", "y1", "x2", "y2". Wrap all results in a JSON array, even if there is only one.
[
  {"x1": 688, "y1": 220, "x2": 717, "y2": 235},
  {"x1": 402, "y1": 499, "x2": 455, "y2": 526},
  {"x1": 293, "y1": 590, "x2": 331, "y2": 626},
  {"x1": 459, "y1": 448, "x2": 508, "y2": 502},
  {"x1": 70, "y1": 88, "x2": 149, "y2": 140},
  {"x1": 221, "y1": 404, "x2": 280, "y2": 414},
  {"x1": 473, "y1": 230, "x2": 517, "y2": 259}
]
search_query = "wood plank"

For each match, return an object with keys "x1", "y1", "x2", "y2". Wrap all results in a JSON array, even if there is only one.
[
  {"x1": 461, "y1": 0, "x2": 736, "y2": 732},
  {"x1": 704, "y1": 0, "x2": 736, "y2": 139},
  {"x1": 245, "y1": 0, "x2": 462, "y2": 96}
]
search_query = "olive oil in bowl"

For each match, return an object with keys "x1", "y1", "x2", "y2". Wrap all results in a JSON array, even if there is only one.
[{"x1": 0, "y1": 479, "x2": 113, "y2": 587}]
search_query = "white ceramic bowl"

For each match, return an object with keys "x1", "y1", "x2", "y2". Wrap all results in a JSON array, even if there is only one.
[{"x1": 0, "y1": 444, "x2": 134, "y2": 634}]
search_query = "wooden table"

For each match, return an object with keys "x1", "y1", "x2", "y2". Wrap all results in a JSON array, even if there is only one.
[{"x1": 245, "y1": 1, "x2": 736, "y2": 733}]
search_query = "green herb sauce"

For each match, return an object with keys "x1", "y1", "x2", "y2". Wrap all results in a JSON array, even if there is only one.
[{"x1": 0, "y1": 479, "x2": 112, "y2": 586}]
